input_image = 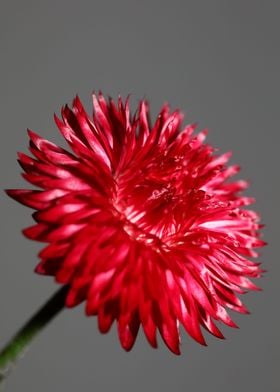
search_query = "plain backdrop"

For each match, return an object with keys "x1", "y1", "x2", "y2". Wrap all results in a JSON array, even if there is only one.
[{"x1": 0, "y1": 1, "x2": 279, "y2": 391}]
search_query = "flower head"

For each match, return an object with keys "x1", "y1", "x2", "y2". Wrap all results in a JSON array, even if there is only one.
[{"x1": 7, "y1": 94, "x2": 265, "y2": 354}]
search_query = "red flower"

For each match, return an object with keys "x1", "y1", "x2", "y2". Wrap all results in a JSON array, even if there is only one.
[{"x1": 7, "y1": 94, "x2": 265, "y2": 354}]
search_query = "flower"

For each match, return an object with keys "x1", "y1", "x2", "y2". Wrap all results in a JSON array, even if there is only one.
[{"x1": 7, "y1": 93, "x2": 265, "y2": 354}]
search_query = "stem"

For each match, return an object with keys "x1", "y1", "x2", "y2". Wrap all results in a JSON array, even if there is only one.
[{"x1": 0, "y1": 285, "x2": 69, "y2": 384}]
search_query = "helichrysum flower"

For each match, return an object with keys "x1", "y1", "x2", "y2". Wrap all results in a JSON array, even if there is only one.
[{"x1": 7, "y1": 94, "x2": 265, "y2": 354}]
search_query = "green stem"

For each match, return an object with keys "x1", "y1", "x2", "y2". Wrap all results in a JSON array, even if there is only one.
[{"x1": 0, "y1": 285, "x2": 69, "y2": 384}]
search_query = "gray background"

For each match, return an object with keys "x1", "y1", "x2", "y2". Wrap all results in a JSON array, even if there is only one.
[{"x1": 0, "y1": 1, "x2": 279, "y2": 391}]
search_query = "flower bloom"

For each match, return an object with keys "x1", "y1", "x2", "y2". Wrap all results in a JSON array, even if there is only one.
[{"x1": 7, "y1": 94, "x2": 265, "y2": 354}]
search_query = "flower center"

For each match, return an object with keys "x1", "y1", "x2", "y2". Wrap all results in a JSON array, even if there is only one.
[{"x1": 112, "y1": 179, "x2": 180, "y2": 250}]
